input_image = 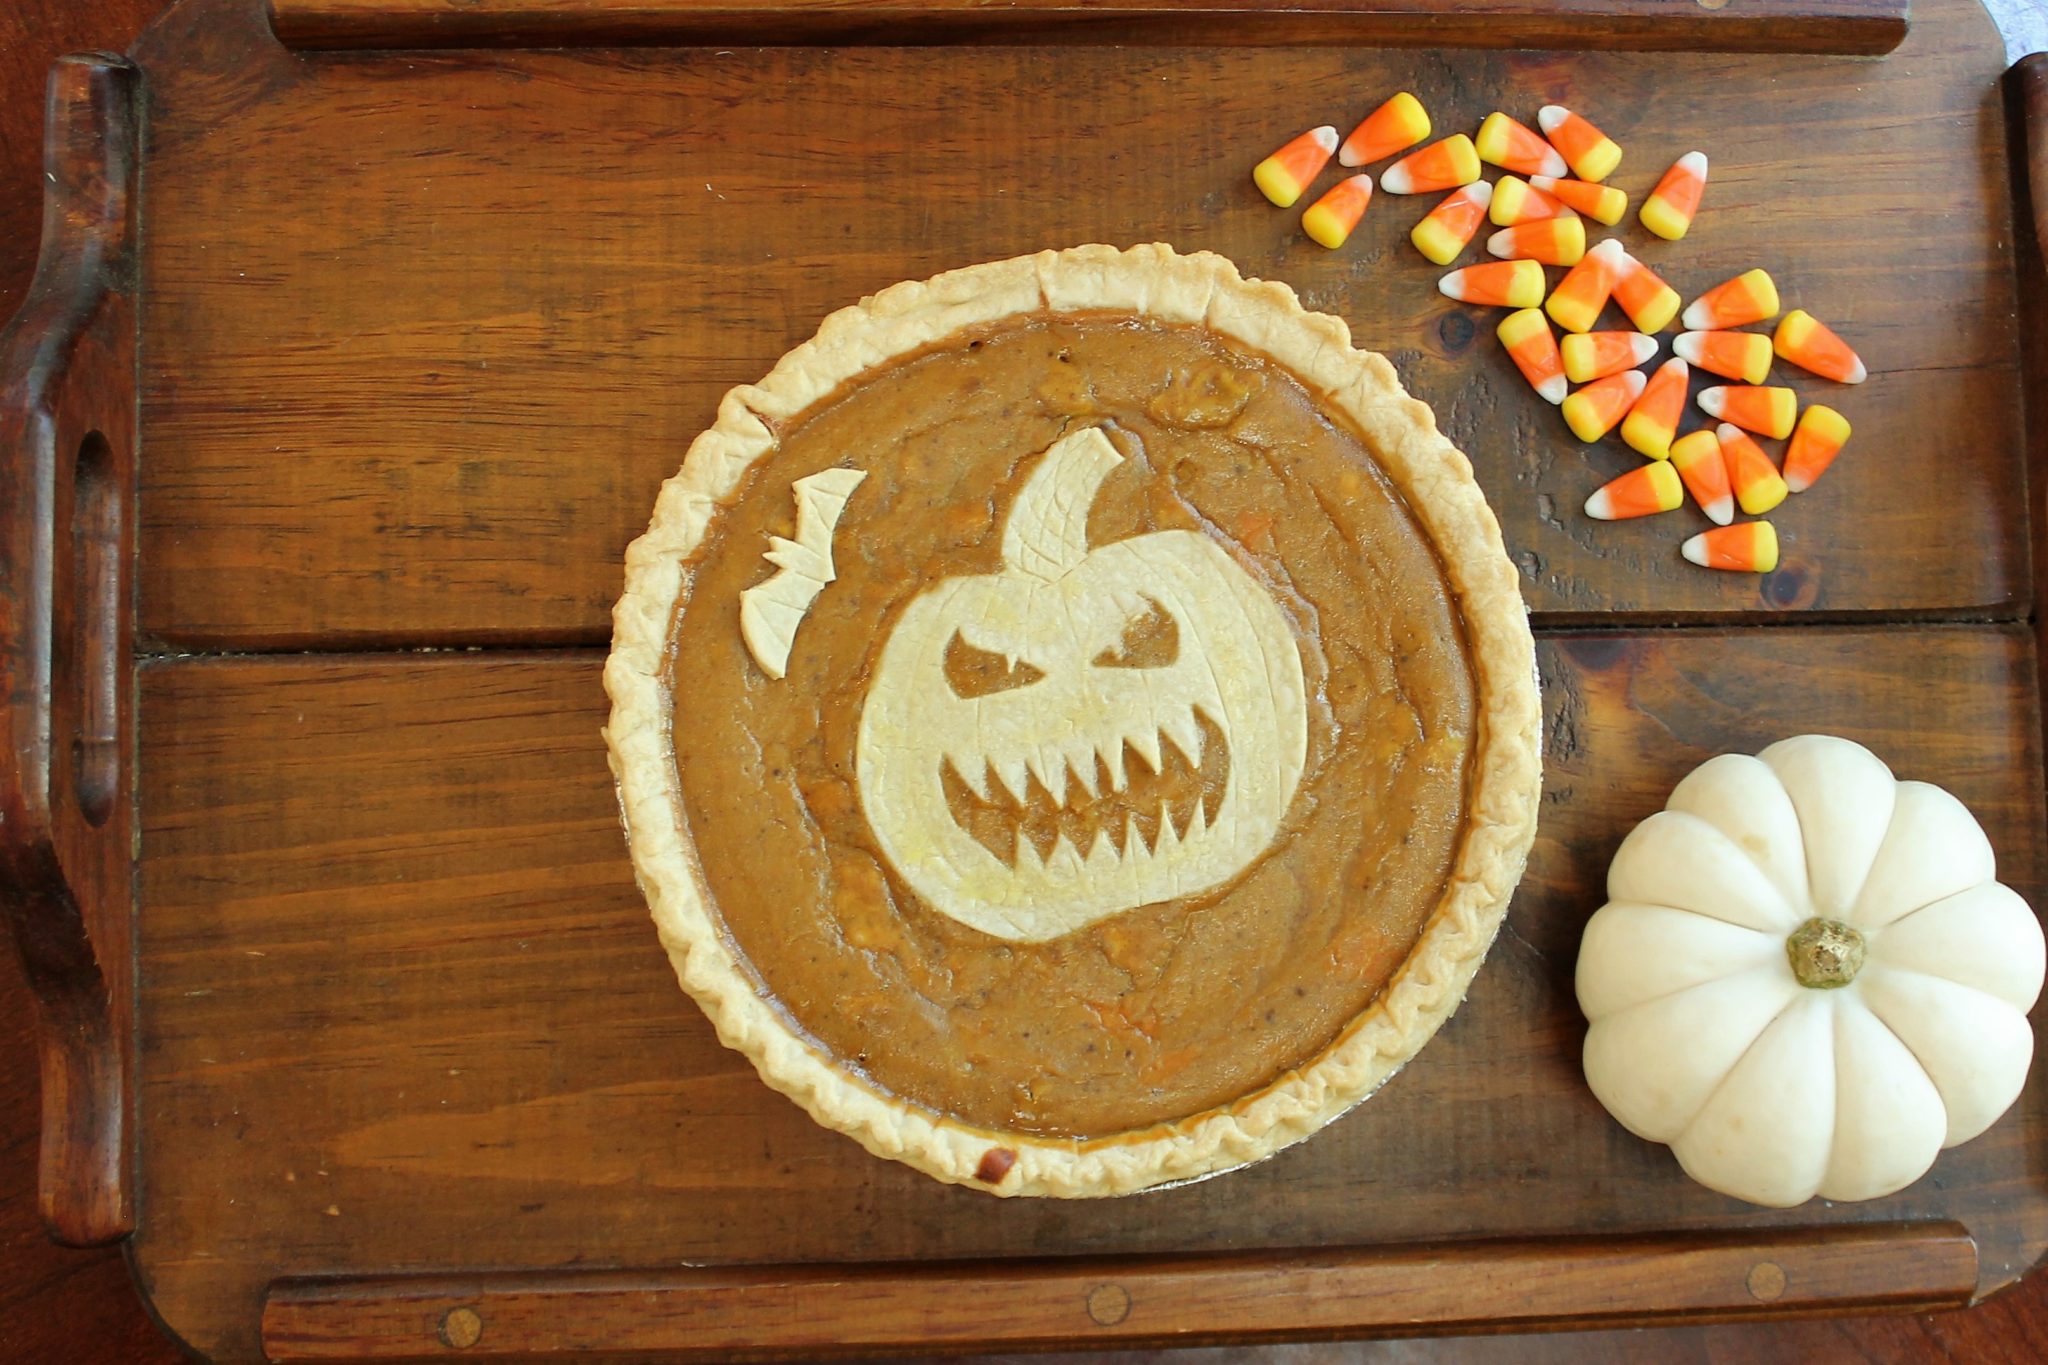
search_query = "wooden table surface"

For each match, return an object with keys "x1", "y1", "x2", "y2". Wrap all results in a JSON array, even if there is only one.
[{"x1": 5, "y1": 2, "x2": 2048, "y2": 1362}]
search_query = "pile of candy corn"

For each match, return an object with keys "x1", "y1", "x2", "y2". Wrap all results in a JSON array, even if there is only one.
[{"x1": 1253, "y1": 99, "x2": 1865, "y2": 576}]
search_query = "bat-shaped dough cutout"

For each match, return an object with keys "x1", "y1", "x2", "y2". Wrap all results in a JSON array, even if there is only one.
[{"x1": 739, "y1": 467, "x2": 867, "y2": 679}]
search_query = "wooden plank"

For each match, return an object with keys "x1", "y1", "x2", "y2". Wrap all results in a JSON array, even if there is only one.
[
  {"x1": 128, "y1": 627, "x2": 2048, "y2": 1361},
  {"x1": 259, "y1": 1224, "x2": 1977, "y2": 1361},
  {"x1": 263, "y1": 0, "x2": 1910, "y2": 56},
  {"x1": 131, "y1": 0, "x2": 2020, "y2": 649}
]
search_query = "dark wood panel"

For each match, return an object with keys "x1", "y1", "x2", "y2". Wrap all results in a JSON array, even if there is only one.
[
  {"x1": 128, "y1": 628, "x2": 2048, "y2": 1360},
  {"x1": 264, "y1": 0, "x2": 1909, "y2": 55},
  {"x1": 131, "y1": 0, "x2": 2022, "y2": 648}
]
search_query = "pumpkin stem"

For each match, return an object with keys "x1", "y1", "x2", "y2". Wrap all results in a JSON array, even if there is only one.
[
  {"x1": 1786, "y1": 917, "x2": 1866, "y2": 989},
  {"x1": 1001, "y1": 427, "x2": 1123, "y2": 582}
]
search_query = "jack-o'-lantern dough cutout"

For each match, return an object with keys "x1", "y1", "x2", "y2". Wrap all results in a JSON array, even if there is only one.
[{"x1": 856, "y1": 426, "x2": 1308, "y2": 942}]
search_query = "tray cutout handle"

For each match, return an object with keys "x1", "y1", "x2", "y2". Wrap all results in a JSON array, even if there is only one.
[{"x1": 0, "y1": 52, "x2": 142, "y2": 1247}]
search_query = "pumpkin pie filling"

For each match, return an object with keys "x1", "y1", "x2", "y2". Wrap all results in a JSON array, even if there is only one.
[{"x1": 669, "y1": 313, "x2": 1477, "y2": 1138}]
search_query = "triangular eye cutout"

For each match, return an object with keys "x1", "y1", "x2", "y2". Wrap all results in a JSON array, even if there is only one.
[
  {"x1": 1093, "y1": 598, "x2": 1179, "y2": 670},
  {"x1": 944, "y1": 632, "x2": 1045, "y2": 698}
]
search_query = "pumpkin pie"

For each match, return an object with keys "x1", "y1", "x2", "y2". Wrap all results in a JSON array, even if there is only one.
[{"x1": 605, "y1": 244, "x2": 1541, "y2": 1196}]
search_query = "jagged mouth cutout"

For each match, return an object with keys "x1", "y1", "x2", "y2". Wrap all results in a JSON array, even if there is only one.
[{"x1": 942, "y1": 706, "x2": 1231, "y2": 871}]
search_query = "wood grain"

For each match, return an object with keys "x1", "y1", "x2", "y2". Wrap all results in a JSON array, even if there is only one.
[
  {"x1": 132, "y1": 0, "x2": 2022, "y2": 650},
  {"x1": 264, "y1": 0, "x2": 1911, "y2": 55},
  {"x1": 0, "y1": 51, "x2": 139, "y2": 1247},
  {"x1": 259, "y1": 1224, "x2": 1977, "y2": 1360},
  {"x1": 126, "y1": 628, "x2": 2048, "y2": 1360},
  {"x1": 10, "y1": 2, "x2": 2048, "y2": 1361}
]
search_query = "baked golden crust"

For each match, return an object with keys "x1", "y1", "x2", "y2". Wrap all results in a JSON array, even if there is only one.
[{"x1": 603, "y1": 244, "x2": 1542, "y2": 1197}]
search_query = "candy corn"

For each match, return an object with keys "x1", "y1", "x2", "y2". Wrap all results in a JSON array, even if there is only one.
[
  {"x1": 1674, "y1": 330, "x2": 1773, "y2": 385},
  {"x1": 1546, "y1": 238, "x2": 1624, "y2": 334},
  {"x1": 1621, "y1": 357, "x2": 1689, "y2": 461},
  {"x1": 1340, "y1": 92, "x2": 1432, "y2": 168},
  {"x1": 1683, "y1": 269, "x2": 1780, "y2": 330},
  {"x1": 1440, "y1": 259, "x2": 1547, "y2": 308},
  {"x1": 1562, "y1": 370, "x2": 1646, "y2": 443},
  {"x1": 1411, "y1": 182, "x2": 1493, "y2": 266},
  {"x1": 1498, "y1": 308, "x2": 1567, "y2": 405},
  {"x1": 1669, "y1": 428, "x2": 1735, "y2": 525},
  {"x1": 1718, "y1": 423, "x2": 1789, "y2": 515},
  {"x1": 1475, "y1": 112, "x2": 1568, "y2": 177},
  {"x1": 1381, "y1": 134, "x2": 1482, "y2": 194},
  {"x1": 1530, "y1": 175, "x2": 1627, "y2": 226},
  {"x1": 1561, "y1": 330, "x2": 1657, "y2": 383},
  {"x1": 1303, "y1": 174, "x2": 1374, "y2": 249},
  {"x1": 1537, "y1": 105, "x2": 1622, "y2": 182},
  {"x1": 1639, "y1": 152, "x2": 1708, "y2": 241},
  {"x1": 1783, "y1": 404, "x2": 1851, "y2": 493},
  {"x1": 1698, "y1": 384, "x2": 1797, "y2": 439},
  {"x1": 1682, "y1": 521, "x2": 1779, "y2": 574},
  {"x1": 1612, "y1": 251, "x2": 1682, "y2": 334},
  {"x1": 1487, "y1": 215, "x2": 1586, "y2": 266},
  {"x1": 1255, "y1": 127, "x2": 1339, "y2": 208},
  {"x1": 1585, "y1": 461, "x2": 1683, "y2": 520},
  {"x1": 1774, "y1": 309, "x2": 1867, "y2": 384},
  {"x1": 1489, "y1": 175, "x2": 1574, "y2": 226}
]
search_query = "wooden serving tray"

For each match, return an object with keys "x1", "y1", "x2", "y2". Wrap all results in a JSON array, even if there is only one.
[{"x1": 5, "y1": 0, "x2": 2048, "y2": 1357}]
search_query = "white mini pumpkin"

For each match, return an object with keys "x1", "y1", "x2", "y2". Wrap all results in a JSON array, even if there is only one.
[{"x1": 1577, "y1": 734, "x2": 2044, "y2": 1207}]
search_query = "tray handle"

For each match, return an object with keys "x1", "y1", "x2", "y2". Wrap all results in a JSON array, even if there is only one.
[
  {"x1": 261, "y1": 1224, "x2": 1978, "y2": 1361},
  {"x1": 265, "y1": 0, "x2": 1907, "y2": 55},
  {"x1": 0, "y1": 52, "x2": 141, "y2": 1247},
  {"x1": 2021, "y1": 54, "x2": 2048, "y2": 262}
]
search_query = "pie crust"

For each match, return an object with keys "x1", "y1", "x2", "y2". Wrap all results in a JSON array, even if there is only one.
[{"x1": 604, "y1": 244, "x2": 1542, "y2": 1197}]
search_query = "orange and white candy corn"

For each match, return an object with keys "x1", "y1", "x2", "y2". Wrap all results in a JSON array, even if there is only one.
[
  {"x1": 1498, "y1": 308, "x2": 1567, "y2": 405},
  {"x1": 1440, "y1": 258, "x2": 1546, "y2": 309},
  {"x1": 1537, "y1": 105, "x2": 1622, "y2": 182},
  {"x1": 1489, "y1": 175, "x2": 1574, "y2": 226},
  {"x1": 1562, "y1": 369, "x2": 1646, "y2": 443},
  {"x1": 1475, "y1": 112, "x2": 1568, "y2": 177},
  {"x1": 1411, "y1": 182, "x2": 1492, "y2": 266},
  {"x1": 1674, "y1": 330, "x2": 1772, "y2": 385},
  {"x1": 1254, "y1": 126, "x2": 1339, "y2": 208},
  {"x1": 1303, "y1": 174, "x2": 1373, "y2": 249},
  {"x1": 1718, "y1": 423, "x2": 1789, "y2": 515},
  {"x1": 1669, "y1": 428, "x2": 1735, "y2": 525},
  {"x1": 1621, "y1": 356, "x2": 1689, "y2": 461},
  {"x1": 1683, "y1": 521, "x2": 1779, "y2": 573},
  {"x1": 1698, "y1": 384, "x2": 1797, "y2": 439},
  {"x1": 1682, "y1": 269, "x2": 1780, "y2": 330},
  {"x1": 1530, "y1": 175, "x2": 1627, "y2": 226},
  {"x1": 1783, "y1": 404, "x2": 1852, "y2": 493},
  {"x1": 1339, "y1": 92, "x2": 1431, "y2": 168},
  {"x1": 1585, "y1": 461, "x2": 1683, "y2": 521},
  {"x1": 1774, "y1": 309, "x2": 1867, "y2": 383},
  {"x1": 1381, "y1": 134, "x2": 1482, "y2": 195},
  {"x1": 1639, "y1": 152, "x2": 1708, "y2": 241},
  {"x1": 1612, "y1": 251, "x2": 1681, "y2": 334},
  {"x1": 1487, "y1": 215, "x2": 1586, "y2": 266},
  {"x1": 1561, "y1": 330, "x2": 1657, "y2": 383},
  {"x1": 1546, "y1": 237, "x2": 1624, "y2": 334}
]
